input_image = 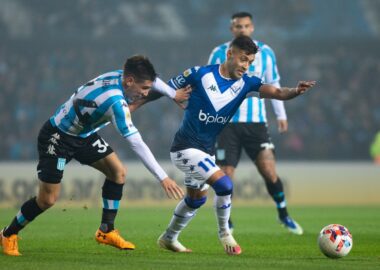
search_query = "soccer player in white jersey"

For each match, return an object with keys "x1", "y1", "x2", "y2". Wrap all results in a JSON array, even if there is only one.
[
  {"x1": 144, "y1": 36, "x2": 314, "y2": 255},
  {"x1": 0, "y1": 55, "x2": 191, "y2": 256},
  {"x1": 208, "y1": 12, "x2": 303, "y2": 235}
]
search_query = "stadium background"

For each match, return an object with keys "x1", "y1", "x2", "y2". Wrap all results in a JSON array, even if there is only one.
[{"x1": 0, "y1": 0, "x2": 380, "y2": 205}]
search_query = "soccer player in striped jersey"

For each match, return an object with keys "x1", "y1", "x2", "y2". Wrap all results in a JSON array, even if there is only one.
[
  {"x1": 208, "y1": 12, "x2": 303, "y2": 235},
  {"x1": 0, "y1": 55, "x2": 190, "y2": 256},
  {"x1": 141, "y1": 36, "x2": 314, "y2": 255}
]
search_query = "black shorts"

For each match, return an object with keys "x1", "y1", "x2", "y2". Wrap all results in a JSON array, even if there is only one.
[
  {"x1": 37, "y1": 120, "x2": 113, "y2": 183},
  {"x1": 216, "y1": 123, "x2": 275, "y2": 167}
]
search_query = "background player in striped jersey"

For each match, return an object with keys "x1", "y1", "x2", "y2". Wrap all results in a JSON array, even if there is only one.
[
  {"x1": 208, "y1": 12, "x2": 303, "y2": 235},
  {"x1": 136, "y1": 36, "x2": 315, "y2": 255},
  {"x1": 0, "y1": 55, "x2": 190, "y2": 256}
]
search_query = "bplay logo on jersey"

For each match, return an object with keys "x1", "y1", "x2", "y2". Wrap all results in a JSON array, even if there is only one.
[{"x1": 198, "y1": 109, "x2": 229, "y2": 125}]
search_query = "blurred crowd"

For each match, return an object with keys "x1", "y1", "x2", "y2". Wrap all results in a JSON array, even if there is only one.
[{"x1": 1, "y1": 0, "x2": 379, "y2": 160}]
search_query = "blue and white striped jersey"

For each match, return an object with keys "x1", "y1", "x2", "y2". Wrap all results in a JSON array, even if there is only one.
[
  {"x1": 50, "y1": 70, "x2": 138, "y2": 138},
  {"x1": 169, "y1": 64, "x2": 263, "y2": 155},
  {"x1": 208, "y1": 40, "x2": 286, "y2": 122}
]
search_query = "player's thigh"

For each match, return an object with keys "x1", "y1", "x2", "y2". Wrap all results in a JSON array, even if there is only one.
[
  {"x1": 90, "y1": 152, "x2": 126, "y2": 184},
  {"x1": 37, "y1": 121, "x2": 74, "y2": 184},
  {"x1": 243, "y1": 123, "x2": 275, "y2": 162},
  {"x1": 170, "y1": 148, "x2": 220, "y2": 190},
  {"x1": 216, "y1": 124, "x2": 242, "y2": 167},
  {"x1": 74, "y1": 134, "x2": 114, "y2": 165}
]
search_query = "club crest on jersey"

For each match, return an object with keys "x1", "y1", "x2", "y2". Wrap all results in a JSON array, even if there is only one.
[{"x1": 183, "y1": 69, "x2": 192, "y2": 77}]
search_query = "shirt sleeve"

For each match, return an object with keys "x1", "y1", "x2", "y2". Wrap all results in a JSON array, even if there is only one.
[
  {"x1": 263, "y1": 48, "x2": 287, "y2": 120},
  {"x1": 108, "y1": 99, "x2": 138, "y2": 138},
  {"x1": 124, "y1": 132, "x2": 168, "y2": 182},
  {"x1": 152, "y1": 77, "x2": 176, "y2": 99},
  {"x1": 168, "y1": 67, "x2": 199, "y2": 89}
]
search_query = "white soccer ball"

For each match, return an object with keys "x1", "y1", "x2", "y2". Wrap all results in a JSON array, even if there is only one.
[{"x1": 318, "y1": 224, "x2": 353, "y2": 258}]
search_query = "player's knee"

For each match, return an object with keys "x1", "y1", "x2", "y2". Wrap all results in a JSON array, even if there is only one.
[
  {"x1": 211, "y1": 175, "x2": 233, "y2": 196},
  {"x1": 222, "y1": 166, "x2": 235, "y2": 178},
  {"x1": 184, "y1": 196, "x2": 207, "y2": 209},
  {"x1": 37, "y1": 194, "x2": 57, "y2": 210},
  {"x1": 109, "y1": 166, "x2": 127, "y2": 184}
]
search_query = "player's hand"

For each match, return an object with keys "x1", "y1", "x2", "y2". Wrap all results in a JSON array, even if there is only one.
[
  {"x1": 277, "y1": 119, "x2": 288, "y2": 133},
  {"x1": 174, "y1": 85, "x2": 192, "y2": 110},
  {"x1": 160, "y1": 177, "x2": 184, "y2": 199},
  {"x1": 296, "y1": 81, "x2": 316, "y2": 95}
]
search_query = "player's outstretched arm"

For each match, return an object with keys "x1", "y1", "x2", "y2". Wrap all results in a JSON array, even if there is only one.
[
  {"x1": 160, "y1": 177, "x2": 185, "y2": 199},
  {"x1": 125, "y1": 132, "x2": 184, "y2": 200},
  {"x1": 129, "y1": 86, "x2": 191, "y2": 112},
  {"x1": 259, "y1": 81, "x2": 316, "y2": 100}
]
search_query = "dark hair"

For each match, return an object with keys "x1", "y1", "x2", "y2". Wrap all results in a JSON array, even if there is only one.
[
  {"x1": 230, "y1": 36, "x2": 258, "y2": 55},
  {"x1": 123, "y1": 55, "x2": 157, "y2": 82},
  {"x1": 231, "y1": 11, "x2": 252, "y2": 20}
]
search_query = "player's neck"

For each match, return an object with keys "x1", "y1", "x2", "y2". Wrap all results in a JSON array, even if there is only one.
[{"x1": 219, "y1": 64, "x2": 232, "y2": 80}]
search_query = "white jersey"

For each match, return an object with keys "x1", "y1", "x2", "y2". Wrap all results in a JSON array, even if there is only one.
[{"x1": 208, "y1": 40, "x2": 287, "y2": 123}]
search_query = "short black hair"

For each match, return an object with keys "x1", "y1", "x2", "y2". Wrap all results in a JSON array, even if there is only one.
[
  {"x1": 230, "y1": 36, "x2": 258, "y2": 55},
  {"x1": 123, "y1": 55, "x2": 157, "y2": 82},
  {"x1": 231, "y1": 12, "x2": 252, "y2": 20}
]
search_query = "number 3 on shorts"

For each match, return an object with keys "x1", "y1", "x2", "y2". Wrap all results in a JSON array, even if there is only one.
[{"x1": 92, "y1": 139, "x2": 109, "y2": 153}]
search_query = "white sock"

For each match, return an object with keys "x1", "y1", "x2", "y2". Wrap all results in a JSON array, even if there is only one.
[
  {"x1": 164, "y1": 199, "x2": 197, "y2": 241},
  {"x1": 214, "y1": 194, "x2": 232, "y2": 236}
]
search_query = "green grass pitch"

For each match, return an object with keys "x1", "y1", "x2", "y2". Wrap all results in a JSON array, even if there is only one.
[{"x1": 1, "y1": 205, "x2": 379, "y2": 270}]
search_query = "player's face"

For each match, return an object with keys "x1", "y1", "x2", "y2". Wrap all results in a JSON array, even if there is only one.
[
  {"x1": 227, "y1": 47, "x2": 255, "y2": 79},
  {"x1": 230, "y1": 17, "x2": 254, "y2": 38},
  {"x1": 123, "y1": 77, "x2": 153, "y2": 102}
]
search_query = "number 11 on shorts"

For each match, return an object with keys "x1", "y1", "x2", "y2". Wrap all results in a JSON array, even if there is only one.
[{"x1": 198, "y1": 158, "x2": 216, "y2": 172}]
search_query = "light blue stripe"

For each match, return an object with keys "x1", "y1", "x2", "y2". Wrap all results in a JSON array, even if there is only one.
[
  {"x1": 276, "y1": 200, "x2": 287, "y2": 209},
  {"x1": 95, "y1": 95, "x2": 123, "y2": 116},
  {"x1": 103, "y1": 198, "x2": 109, "y2": 209},
  {"x1": 84, "y1": 85, "x2": 113, "y2": 101},
  {"x1": 247, "y1": 98, "x2": 253, "y2": 122},
  {"x1": 265, "y1": 48, "x2": 279, "y2": 81},
  {"x1": 231, "y1": 108, "x2": 240, "y2": 122},
  {"x1": 103, "y1": 199, "x2": 120, "y2": 210},
  {"x1": 57, "y1": 106, "x2": 77, "y2": 132},
  {"x1": 123, "y1": 130, "x2": 139, "y2": 138},
  {"x1": 113, "y1": 200, "x2": 120, "y2": 209},
  {"x1": 209, "y1": 47, "x2": 227, "y2": 64},
  {"x1": 258, "y1": 99, "x2": 264, "y2": 122},
  {"x1": 261, "y1": 48, "x2": 268, "y2": 81},
  {"x1": 17, "y1": 214, "x2": 26, "y2": 225},
  {"x1": 112, "y1": 100, "x2": 132, "y2": 136}
]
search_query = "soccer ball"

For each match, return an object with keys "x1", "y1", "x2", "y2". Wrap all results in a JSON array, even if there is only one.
[{"x1": 318, "y1": 224, "x2": 353, "y2": 258}]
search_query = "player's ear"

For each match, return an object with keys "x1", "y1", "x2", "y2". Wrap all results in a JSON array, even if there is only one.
[
  {"x1": 226, "y1": 48, "x2": 233, "y2": 59},
  {"x1": 124, "y1": 76, "x2": 135, "y2": 87}
]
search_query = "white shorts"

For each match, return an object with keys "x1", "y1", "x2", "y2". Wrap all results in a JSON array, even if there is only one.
[{"x1": 170, "y1": 148, "x2": 220, "y2": 190}]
